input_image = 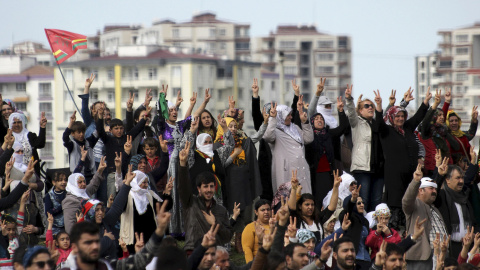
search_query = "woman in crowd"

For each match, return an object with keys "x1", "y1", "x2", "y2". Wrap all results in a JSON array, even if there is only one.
[
  {"x1": 287, "y1": 170, "x2": 341, "y2": 243},
  {"x1": 343, "y1": 85, "x2": 384, "y2": 212},
  {"x1": 241, "y1": 199, "x2": 271, "y2": 263},
  {"x1": 375, "y1": 88, "x2": 432, "y2": 229},
  {"x1": 8, "y1": 112, "x2": 47, "y2": 175},
  {"x1": 0, "y1": 96, "x2": 19, "y2": 144},
  {"x1": 62, "y1": 157, "x2": 107, "y2": 234},
  {"x1": 197, "y1": 109, "x2": 217, "y2": 139},
  {"x1": 446, "y1": 108, "x2": 478, "y2": 160},
  {"x1": 306, "y1": 80, "x2": 349, "y2": 206},
  {"x1": 263, "y1": 98, "x2": 314, "y2": 194}
]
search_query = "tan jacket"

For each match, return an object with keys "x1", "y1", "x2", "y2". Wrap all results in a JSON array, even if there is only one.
[
  {"x1": 402, "y1": 179, "x2": 445, "y2": 261},
  {"x1": 345, "y1": 98, "x2": 372, "y2": 172}
]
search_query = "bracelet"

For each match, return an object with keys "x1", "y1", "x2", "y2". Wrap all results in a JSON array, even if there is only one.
[{"x1": 319, "y1": 258, "x2": 328, "y2": 264}]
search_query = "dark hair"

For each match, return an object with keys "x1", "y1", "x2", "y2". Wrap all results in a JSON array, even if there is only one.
[
  {"x1": 143, "y1": 137, "x2": 158, "y2": 148},
  {"x1": 457, "y1": 263, "x2": 478, "y2": 270},
  {"x1": 134, "y1": 108, "x2": 146, "y2": 122},
  {"x1": 296, "y1": 193, "x2": 321, "y2": 224},
  {"x1": 444, "y1": 257, "x2": 459, "y2": 268},
  {"x1": 1, "y1": 214, "x2": 16, "y2": 225},
  {"x1": 385, "y1": 243, "x2": 405, "y2": 257},
  {"x1": 155, "y1": 246, "x2": 187, "y2": 270},
  {"x1": 53, "y1": 171, "x2": 67, "y2": 182},
  {"x1": 109, "y1": 118, "x2": 124, "y2": 129},
  {"x1": 198, "y1": 110, "x2": 217, "y2": 133},
  {"x1": 70, "y1": 221, "x2": 99, "y2": 244},
  {"x1": 284, "y1": 243, "x2": 305, "y2": 258},
  {"x1": 12, "y1": 245, "x2": 27, "y2": 265},
  {"x1": 255, "y1": 199, "x2": 271, "y2": 211},
  {"x1": 446, "y1": 165, "x2": 464, "y2": 179},
  {"x1": 451, "y1": 153, "x2": 465, "y2": 165},
  {"x1": 91, "y1": 101, "x2": 104, "y2": 111},
  {"x1": 160, "y1": 235, "x2": 178, "y2": 248},
  {"x1": 332, "y1": 237, "x2": 355, "y2": 253},
  {"x1": 266, "y1": 251, "x2": 285, "y2": 270},
  {"x1": 195, "y1": 171, "x2": 216, "y2": 187},
  {"x1": 71, "y1": 121, "x2": 86, "y2": 133},
  {"x1": 55, "y1": 231, "x2": 70, "y2": 242}
]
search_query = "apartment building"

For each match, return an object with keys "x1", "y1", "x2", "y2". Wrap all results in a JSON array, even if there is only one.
[
  {"x1": 54, "y1": 45, "x2": 260, "y2": 167},
  {"x1": 0, "y1": 55, "x2": 56, "y2": 169},
  {"x1": 253, "y1": 25, "x2": 352, "y2": 106},
  {"x1": 93, "y1": 12, "x2": 251, "y2": 61},
  {"x1": 416, "y1": 22, "x2": 480, "y2": 148}
]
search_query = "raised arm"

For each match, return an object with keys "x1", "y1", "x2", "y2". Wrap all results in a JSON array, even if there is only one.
[
  {"x1": 344, "y1": 84, "x2": 359, "y2": 128},
  {"x1": 192, "y1": 88, "x2": 211, "y2": 119},
  {"x1": 251, "y1": 78, "x2": 263, "y2": 131},
  {"x1": 79, "y1": 73, "x2": 96, "y2": 124},
  {"x1": 402, "y1": 164, "x2": 423, "y2": 215},
  {"x1": 178, "y1": 141, "x2": 193, "y2": 207},
  {"x1": 263, "y1": 103, "x2": 277, "y2": 143},
  {"x1": 249, "y1": 110, "x2": 268, "y2": 144},
  {"x1": 328, "y1": 170, "x2": 341, "y2": 211}
]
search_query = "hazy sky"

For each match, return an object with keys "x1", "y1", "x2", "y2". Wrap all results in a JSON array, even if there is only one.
[{"x1": 1, "y1": 0, "x2": 479, "y2": 106}]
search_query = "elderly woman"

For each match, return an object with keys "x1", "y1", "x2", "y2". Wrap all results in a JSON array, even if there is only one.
[
  {"x1": 120, "y1": 169, "x2": 172, "y2": 253},
  {"x1": 62, "y1": 157, "x2": 106, "y2": 234},
  {"x1": 8, "y1": 112, "x2": 46, "y2": 175},
  {"x1": 365, "y1": 203, "x2": 401, "y2": 259},
  {"x1": 263, "y1": 101, "x2": 314, "y2": 194},
  {"x1": 375, "y1": 89, "x2": 432, "y2": 229},
  {"x1": 0, "y1": 97, "x2": 19, "y2": 144}
]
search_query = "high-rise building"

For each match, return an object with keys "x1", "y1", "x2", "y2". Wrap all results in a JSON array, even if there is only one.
[{"x1": 253, "y1": 25, "x2": 352, "y2": 106}]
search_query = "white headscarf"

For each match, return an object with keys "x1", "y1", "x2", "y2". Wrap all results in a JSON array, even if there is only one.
[
  {"x1": 66, "y1": 173, "x2": 89, "y2": 199},
  {"x1": 275, "y1": 105, "x2": 302, "y2": 144},
  {"x1": 196, "y1": 133, "x2": 214, "y2": 163},
  {"x1": 8, "y1": 113, "x2": 29, "y2": 144},
  {"x1": 316, "y1": 96, "x2": 338, "y2": 128},
  {"x1": 130, "y1": 170, "x2": 161, "y2": 215},
  {"x1": 12, "y1": 142, "x2": 27, "y2": 173},
  {"x1": 322, "y1": 172, "x2": 356, "y2": 209}
]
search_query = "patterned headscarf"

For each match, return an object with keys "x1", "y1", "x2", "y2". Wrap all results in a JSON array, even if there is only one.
[
  {"x1": 79, "y1": 199, "x2": 104, "y2": 222},
  {"x1": 276, "y1": 105, "x2": 302, "y2": 144},
  {"x1": 2, "y1": 99, "x2": 18, "y2": 113},
  {"x1": 130, "y1": 154, "x2": 146, "y2": 171},
  {"x1": 383, "y1": 106, "x2": 408, "y2": 136},
  {"x1": 372, "y1": 203, "x2": 391, "y2": 220},
  {"x1": 446, "y1": 110, "x2": 466, "y2": 137},
  {"x1": 296, "y1": 229, "x2": 317, "y2": 244}
]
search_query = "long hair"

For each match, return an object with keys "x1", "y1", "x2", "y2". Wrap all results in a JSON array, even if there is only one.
[
  {"x1": 295, "y1": 193, "x2": 321, "y2": 225},
  {"x1": 198, "y1": 109, "x2": 217, "y2": 134}
]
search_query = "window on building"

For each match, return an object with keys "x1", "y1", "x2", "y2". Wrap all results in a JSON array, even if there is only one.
[
  {"x1": 316, "y1": 66, "x2": 334, "y2": 74},
  {"x1": 279, "y1": 41, "x2": 296, "y2": 49},
  {"x1": 338, "y1": 39, "x2": 347, "y2": 48},
  {"x1": 338, "y1": 53, "x2": 349, "y2": 61},
  {"x1": 220, "y1": 43, "x2": 226, "y2": 50},
  {"x1": 300, "y1": 67, "x2": 309, "y2": 76},
  {"x1": 39, "y1": 102, "x2": 52, "y2": 117},
  {"x1": 209, "y1": 28, "x2": 216, "y2": 37},
  {"x1": 41, "y1": 142, "x2": 53, "y2": 157},
  {"x1": 90, "y1": 90, "x2": 98, "y2": 102},
  {"x1": 172, "y1": 66, "x2": 182, "y2": 78},
  {"x1": 46, "y1": 122, "x2": 53, "y2": 137},
  {"x1": 284, "y1": 66, "x2": 297, "y2": 75},
  {"x1": 285, "y1": 54, "x2": 296, "y2": 61},
  {"x1": 16, "y1": 83, "x2": 26, "y2": 92},
  {"x1": 88, "y1": 69, "x2": 98, "y2": 79},
  {"x1": 271, "y1": 81, "x2": 276, "y2": 91},
  {"x1": 107, "y1": 69, "x2": 114, "y2": 81},
  {"x1": 16, "y1": 102, "x2": 26, "y2": 112},
  {"x1": 301, "y1": 80, "x2": 310, "y2": 90},
  {"x1": 238, "y1": 68, "x2": 243, "y2": 79},
  {"x1": 456, "y1": 60, "x2": 469, "y2": 68},
  {"x1": 238, "y1": 87, "x2": 244, "y2": 100},
  {"x1": 456, "y1": 73, "x2": 468, "y2": 81},
  {"x1": 172, "y1": 87, "x2": 181, "y2": 98},
  {"x1": 219, "y1": 29, "x2": 226, "y2": 36},
  {"x1": 65, "y1": 69, "x2": 73, "y2": 80},
  {"x1": 131, "y1": 89, "x2": 139, "y2": 100},
  {"x1": 148, "y1": 68, "x2": 157, "y2": 80},
  {"x1": 108, "y1": 90, "x2": 114, "y2": 102},
  {"x1": 455, "y1": 34, "x2": 468, "y2": 43},
  {"x1": 172, "y1": 29, "x2": 179, "y2": 38},
  {"x1": 235, "y1": 28, "x2": 241, "y2": 37},
  {"x1": 420, "y1": 61, "x2": 425, "y2": 69},
  {"x1": 317, "y1": 53, "x2": 334, "y2": 61},
  {"x1": 317, "y1": 40, "x2": 334, "y2": 48},
  {"x1": 64, "y1": 111, "x2": 73, "y2": 122},
  {"x1": 439, "y1": 61, "x2": 452, "y2": 68},
  {"x1": 38, "y1": 83, "x2": 51, "y2": 96},
  {"x1": 421, "y1": 73, "x2": 425, "y2": 82},
  {"x1": 235, "y1": 42, "x2": 249, "y2": 50},
  {"x1": 456, "y1": 47, "x2": 469, "y2": 55}
]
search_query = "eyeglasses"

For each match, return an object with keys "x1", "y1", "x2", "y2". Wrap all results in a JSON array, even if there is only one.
[
  {"x1": 363, "y1": 104, "x2": 374, "y2": 109},
  {"x1": 357, "y1": 201, "x2": 364, "y2": 205},
  {"x1": 30, "y1": 260, "x2": 55, "y2": 268}
]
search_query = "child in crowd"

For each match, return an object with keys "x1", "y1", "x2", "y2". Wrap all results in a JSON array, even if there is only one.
[
  {"x1": 46, "y1": 212, "x2": 71, "y2": 267},
  {"x1": 96, "y1": 105, "x2": 150, "y2": 201},
  {"x1": 0, "y1": 190, "x2": 29, "y2": 266},
  {"x1": 44, "y1": 171, "x2": 68, "y2": 235},
  {"x1": 63, "y1": 111, "x2": 98, "y2": 179},
  {"x1": 143, "y1": 137, "x2": 161, "y2": 174}
]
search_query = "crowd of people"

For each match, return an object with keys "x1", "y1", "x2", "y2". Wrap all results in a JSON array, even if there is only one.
[{"x1": 0, "y1": 74, "x2": 479, "y2": 270}]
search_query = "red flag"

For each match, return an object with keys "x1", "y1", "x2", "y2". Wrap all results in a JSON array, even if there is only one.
[{"x1": 44, "y1": 29, "x2": 87, "y2": 64}]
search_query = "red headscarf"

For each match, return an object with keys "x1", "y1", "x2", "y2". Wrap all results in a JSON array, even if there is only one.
[{"x1": 383, "y1": 106, "x2": 408, "y2": 136}]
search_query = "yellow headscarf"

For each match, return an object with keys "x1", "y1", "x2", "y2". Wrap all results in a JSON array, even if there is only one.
[
  {"x1": 214, "y1": 117, "x2": 246, "y2": 165},
  {"x1": 446, "y1": 110, "x2": 466, "y2": 137}
]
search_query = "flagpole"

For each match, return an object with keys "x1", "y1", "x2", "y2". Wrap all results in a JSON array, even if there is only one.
[{"x1": 56, "y1": 62, "x2": 82, "y2": 118}]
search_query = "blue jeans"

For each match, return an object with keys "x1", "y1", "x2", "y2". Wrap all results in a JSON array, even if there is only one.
[{"x1": 353, "y1": 172, "x2": 384, "y2": 212}]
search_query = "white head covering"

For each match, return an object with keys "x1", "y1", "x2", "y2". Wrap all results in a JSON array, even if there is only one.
[
  {"x1": 196, "y1": 133, "x2": 214, "y2": 163},
  {"x1": 275, "y1": 105, "x2": 302, "y2": 144},
  {"x1": 420, "y1": 177, "x2": 438, "y2": 189},
  {"x1": 167, "y1": 101, "x2": 176, "y2": 109},
  {"x1": 66, "y1": 173, "x2": 89, "y2": 199},
  {"x1": 12, "y1": 142, "x2": 27, "y2": 173},
  {"x1": 316, "y1": 96, "x2": 338, "y2": 128},
  {"x1": 8, "y1": 112, "x2": 29, "y2": 144},
  {"x1": 322, "y1": 172, "x2": 356, "y2": 209},
  {"x1": 130, "y1": 170, "x2": 161, "y2": 215}
]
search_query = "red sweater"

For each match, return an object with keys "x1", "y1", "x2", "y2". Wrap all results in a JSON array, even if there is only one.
[
  {"x1": 365, "y1": 227, "x2": 401, "y2": 259},
  {"x1": 46, "y1": 229, "x2": 72, "y2": 266}
]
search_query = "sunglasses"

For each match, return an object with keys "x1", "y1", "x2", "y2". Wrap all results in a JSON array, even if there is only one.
[
  {"x1": 30, "y1": 260, "x2": 55, "y2": 268},
  {"x1": 357, "y1": 201, "x2": 364, "y2": 205},
  {"x1": 363, "y1": 104, "x2": 374, "y2": 109}
]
